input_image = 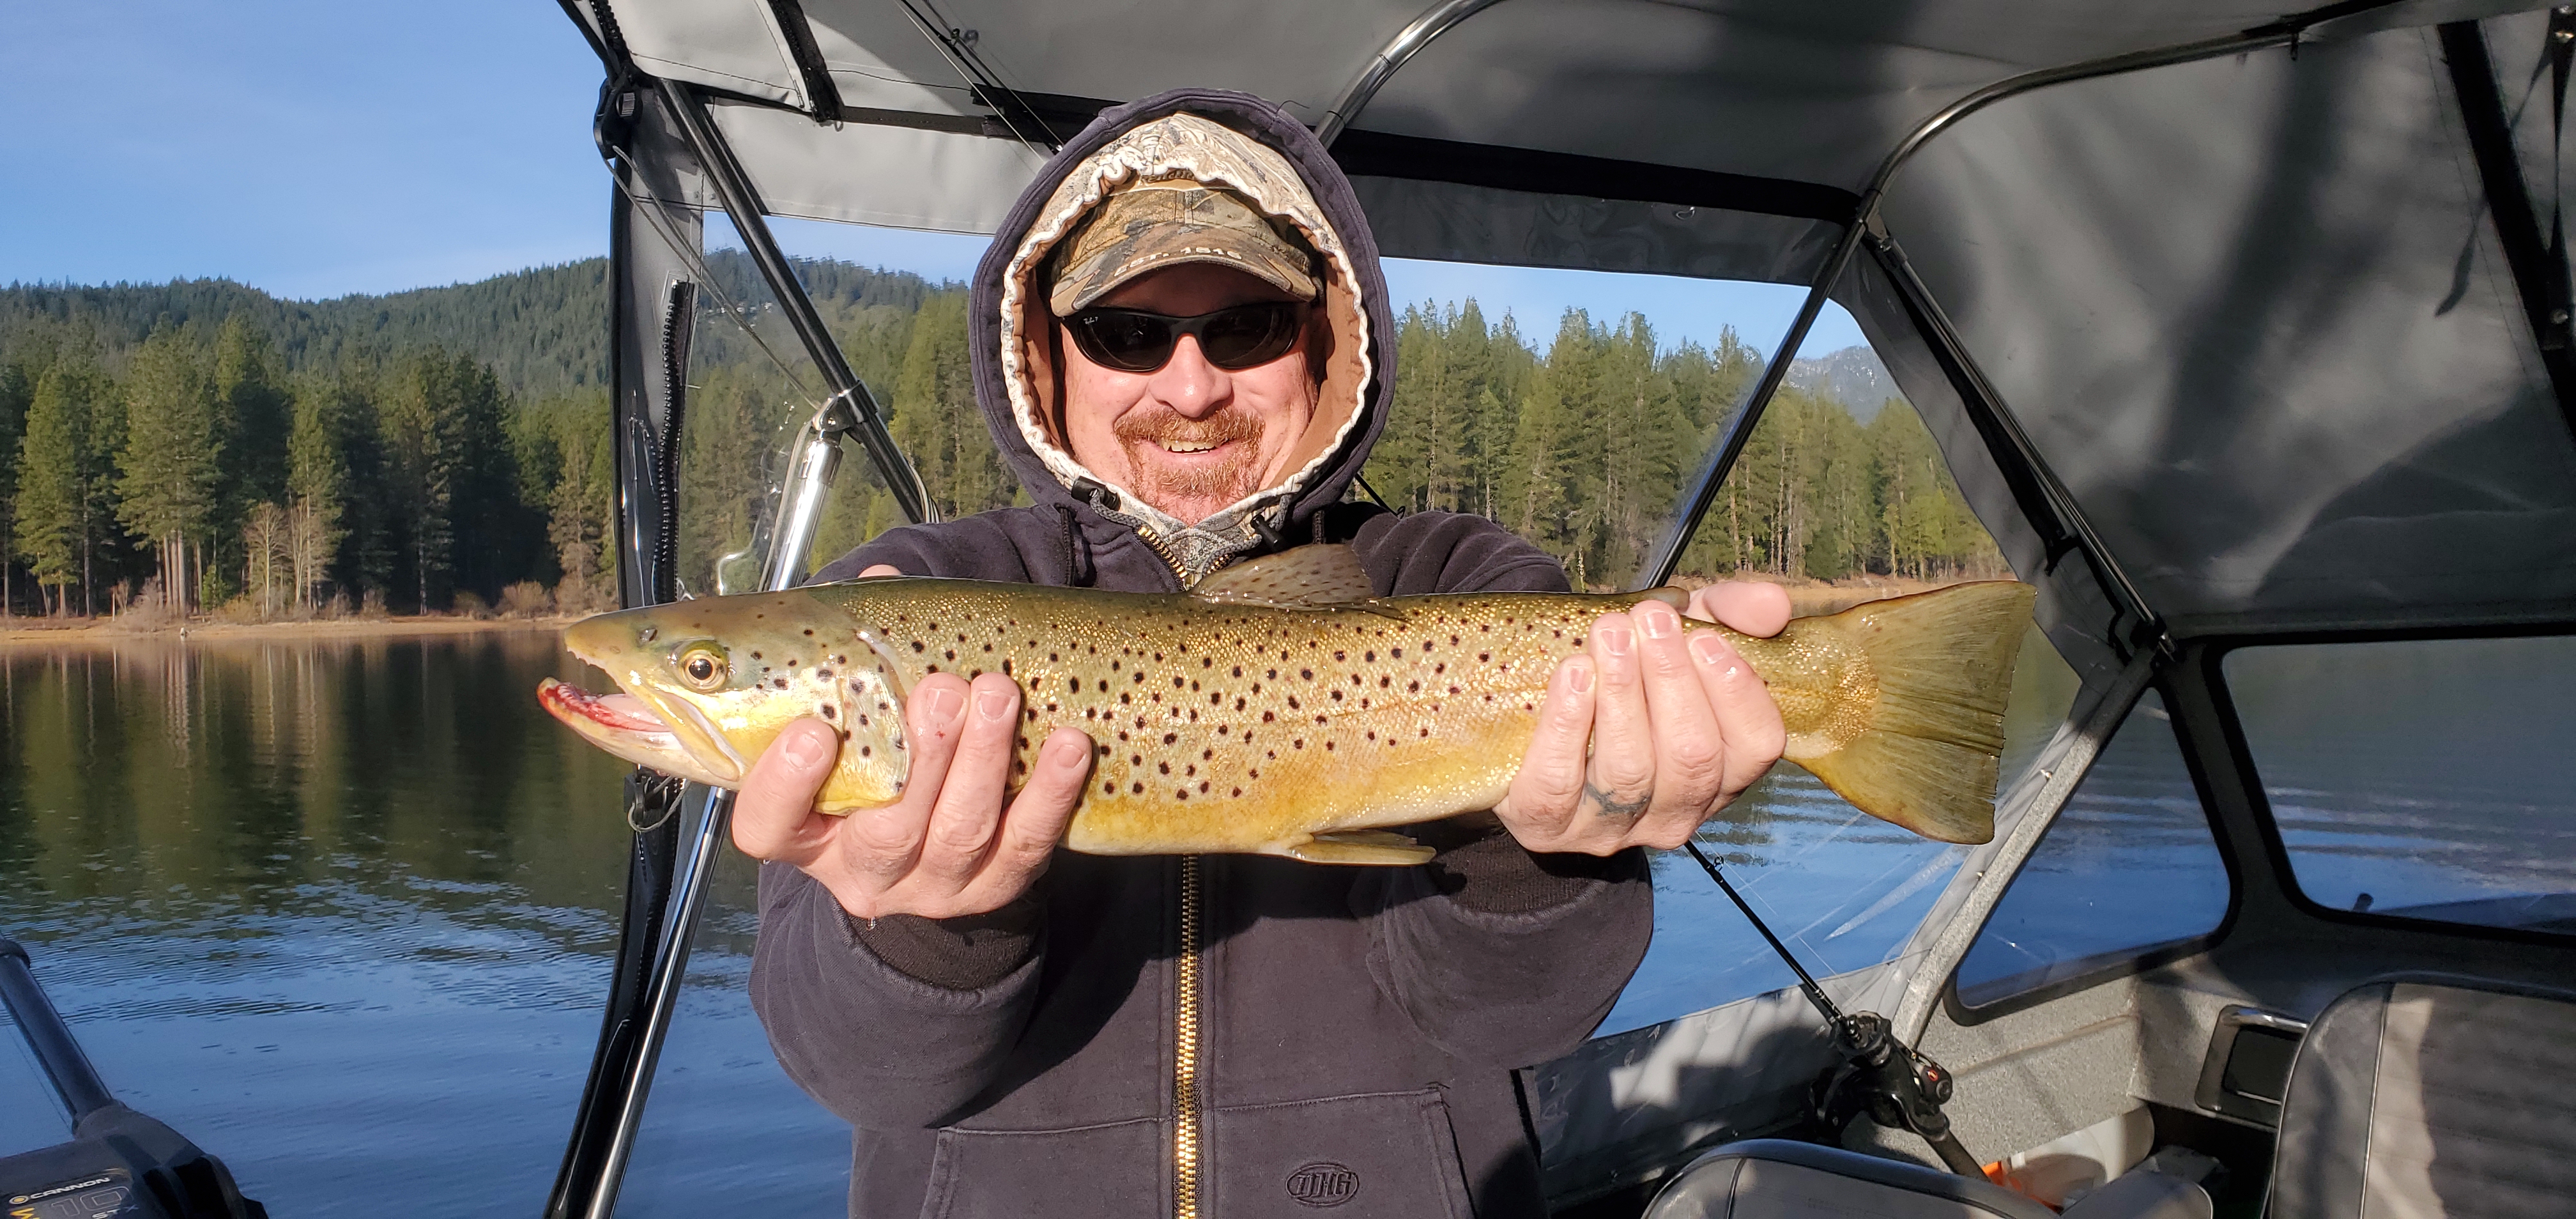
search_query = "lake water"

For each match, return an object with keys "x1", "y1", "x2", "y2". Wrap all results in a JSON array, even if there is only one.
[{"x1": 1, "y1": 629, "x2": 2566, "y2": 1214}]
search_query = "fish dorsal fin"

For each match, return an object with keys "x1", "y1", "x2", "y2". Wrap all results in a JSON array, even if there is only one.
[{"x1": 1192, "y1": 544, "x2": 1378, "y2": 610}]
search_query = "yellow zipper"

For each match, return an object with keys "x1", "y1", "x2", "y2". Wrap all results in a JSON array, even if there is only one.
[
  {"x1": 1136, "y1": 525, "x2": 1196, "y2": 589},
  {"x1": 1133, "y1": 523, "x2": 1208, "y2": 1219},
  {"x1": 1174, "y1": 854, "x2": 1204, "y2": 1219}
]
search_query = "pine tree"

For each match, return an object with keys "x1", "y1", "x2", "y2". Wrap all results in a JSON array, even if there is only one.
[
  {"x1": 13, "y1": 364, "x2": 111, "y2": 615},
  {"x1": 285, "y1": 378, "x2": 350, "y2": 610},
  {"x1": 116, "y1": 326, "x2": 224, "y2": 613},
  {"x1": 376, "y1": 351, "x2": 463, "y2": 611},
  {"x1": 0, "y1": 360, "x2": 27, "y2": 616},
  {"x1": 889, "y1": 291, "x2": 1012, "y2": 518}
]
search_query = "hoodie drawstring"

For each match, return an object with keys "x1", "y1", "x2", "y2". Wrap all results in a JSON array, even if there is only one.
[{"x1": 1055, "y1": 504, "x2": 1092, "y2": 587}]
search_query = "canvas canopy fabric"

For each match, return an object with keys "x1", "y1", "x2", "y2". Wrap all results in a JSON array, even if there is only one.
[{"x1": 571, "y1": 0, "x2": 2576, "y2": 643}]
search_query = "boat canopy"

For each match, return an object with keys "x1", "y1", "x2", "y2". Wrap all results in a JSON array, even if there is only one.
[
  {"x1": 566, "y1": 0, "x2": 2576, "y2": 681},
  {"x1": 544, "y1": 2, "x2": 2576, "y2": 1211}
]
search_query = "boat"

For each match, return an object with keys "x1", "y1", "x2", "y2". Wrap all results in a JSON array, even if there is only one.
[{"x1": 529, "y1": 2, "x2": 2576, "y2": 1215}]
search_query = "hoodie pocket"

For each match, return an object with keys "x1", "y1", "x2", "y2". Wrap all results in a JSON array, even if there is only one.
[
  {"x1": 1204, "y1": 1089, "x2": 1474, "y2": 1218},
  {"x1": 917, "y1": 1116, "x2": 1167, "y2": 1219}
]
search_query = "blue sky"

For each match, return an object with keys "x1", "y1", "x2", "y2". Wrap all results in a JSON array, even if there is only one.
[{"x1": 3, "y1": 1, "x2": 1864, "y2": 358}]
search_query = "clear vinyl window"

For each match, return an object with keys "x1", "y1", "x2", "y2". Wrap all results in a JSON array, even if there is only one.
[
  {"x1": 2225, "y1": 636, "x2": 2576, "y2": 935},
  {"x1": 1955, "y1": 688, "x2": 2230, "y2": 1010}
]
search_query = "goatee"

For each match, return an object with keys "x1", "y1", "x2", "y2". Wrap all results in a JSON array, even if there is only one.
[{"x1": 1113, "y1": 405, "x2": 1266, "y2": 515}]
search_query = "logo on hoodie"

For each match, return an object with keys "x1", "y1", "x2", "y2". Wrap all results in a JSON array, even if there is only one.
[{"x1": 1285, "y1": 1161, "x2": 1359, "y2": 1207}]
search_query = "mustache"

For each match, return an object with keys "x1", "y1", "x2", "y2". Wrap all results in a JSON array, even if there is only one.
[{"x1": 1112, "y1": 405, "x2": 1265, "y2": 448}]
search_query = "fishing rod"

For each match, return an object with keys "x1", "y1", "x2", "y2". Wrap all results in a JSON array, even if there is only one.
[{"x1": 1681, "y1": 841, "x2": 1983, "y2": 1177}]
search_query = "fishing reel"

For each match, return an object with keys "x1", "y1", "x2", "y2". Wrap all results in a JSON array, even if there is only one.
[{"x1": 1809, "y1": 1011, "x2": 1981, "y2": 1177}]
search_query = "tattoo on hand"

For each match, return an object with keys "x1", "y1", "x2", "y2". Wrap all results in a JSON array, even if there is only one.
[{"x1": 1583, "y1": 781, "x2": 1651, "y2": 820}]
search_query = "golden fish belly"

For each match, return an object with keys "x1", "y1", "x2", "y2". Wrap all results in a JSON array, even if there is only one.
[{"x1": 819, "y1": 584, "x2": 1677, "y2": 855}]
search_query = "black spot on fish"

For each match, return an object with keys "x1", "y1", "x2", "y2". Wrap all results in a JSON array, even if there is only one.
[
  {"x1": 821, "y1": 705, "x2": 836, "y2": 719},
  {"x1": 861, "y1": 746, "x2": 873, "y2": 756},
  {"x1": 1132, "y1": 781, "x2": 1145, "y2": 793},
  {"x1": 1293, "y1": 739, "x2": 1305, "y2": 749},
  {"x1": 1232, "y1": 788, "x2": 1243, "y2": 797},
  {"x1": 913, "y1": 642, "x2": 926, "y2": 653},
  {"x1": 1158, "y1": 762, "x2": 1170, "y2": 774},
  {"x1": 802, "y1": 629, "x2": 813, "y2": 636},
  {"x1": 1175, "y1": 790, "x2": 1188, "y2": 801}
]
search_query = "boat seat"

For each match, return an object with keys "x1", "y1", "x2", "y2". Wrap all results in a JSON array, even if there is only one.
[
  {"x1": 2268, "y1": 974, "x2": 2576, "y2": 1216},
  {"x1": 1641, "y1": 1137, "x2": 2210, "y2": 1218}
]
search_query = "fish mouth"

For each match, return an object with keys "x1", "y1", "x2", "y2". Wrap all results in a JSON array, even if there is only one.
[{"x1": 537, "y1": 678, "x2": 739, "y2": 788}]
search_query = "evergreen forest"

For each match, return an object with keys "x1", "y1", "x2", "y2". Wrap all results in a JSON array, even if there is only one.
[{"x1": 0, "y1": 255, "x2": 2000, "y2": 619}]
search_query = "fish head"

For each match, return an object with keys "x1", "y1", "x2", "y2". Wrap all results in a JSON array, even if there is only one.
[{"x1": 540, "y1": 594, "x2": 911, "y2": 811}]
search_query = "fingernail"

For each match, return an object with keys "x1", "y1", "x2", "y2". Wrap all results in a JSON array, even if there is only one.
[
  {"x1": 1598, "y1": 622, "x2": 1633, "y2": 657},
  {"x1": 1637, "y1": 602, "x2": 1678, "y2": 639},
  {"x1": 783, "y1": 725, "x2": 832, "y2": 769},
  {"x1": 975, "y1": 687, "x2": 1014, "y2": 721},
  {"x1": 1690, "y1": 634, "x2": 1731, "y2": 666},
  {"x1": 1048, "y1": 733, "x2": 1089, "y2": 769},
  {"x1": 1567, "y1": 661, "x2": 1594, "y2": 694},
  {"x1": 921, "y1": 687, "x2": 963, "y2": 724}
]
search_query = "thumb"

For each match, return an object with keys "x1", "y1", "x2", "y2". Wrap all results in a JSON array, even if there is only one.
[{"x1": 730, "y1": 717, "x2": 841, "y2": 862}]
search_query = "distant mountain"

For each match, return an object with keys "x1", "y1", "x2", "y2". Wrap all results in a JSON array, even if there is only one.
[
  {"x1": 0, "y1": 252, "x2": 951, "y2": 399},
  {"x1": 1787, "y1": 344, "x2": 1905, "y2": 422}
]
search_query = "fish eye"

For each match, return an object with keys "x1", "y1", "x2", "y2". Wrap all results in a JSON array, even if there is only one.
[{"x1": 677, "y1": 643, "x2": 728, "y2": 692}]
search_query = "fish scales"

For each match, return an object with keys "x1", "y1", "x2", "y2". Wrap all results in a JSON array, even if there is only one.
[{"x1": 539, "y1": 545, "x2": 2039, "y2": 857}]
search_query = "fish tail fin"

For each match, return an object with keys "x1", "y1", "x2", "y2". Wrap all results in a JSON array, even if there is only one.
[{"x1": 1793, "y1": 581, "x2": 2039, "y2": 845}]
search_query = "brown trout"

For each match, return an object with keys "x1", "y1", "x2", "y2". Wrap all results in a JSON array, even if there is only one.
[{"x1": 538, "y1": 546, "x2": 2036, "y2": 861}]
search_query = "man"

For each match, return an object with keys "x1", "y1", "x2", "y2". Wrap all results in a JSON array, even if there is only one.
[{"x1": 730, "y1": 89, "x2": 1789, "y2": 1217}]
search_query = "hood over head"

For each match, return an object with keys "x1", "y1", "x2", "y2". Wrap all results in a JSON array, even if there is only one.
[{"x1": 969, "y1": 89, "x2": 1395, "y2": 584}]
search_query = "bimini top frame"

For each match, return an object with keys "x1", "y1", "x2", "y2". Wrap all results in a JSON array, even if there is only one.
[{"x1": 544, "y1": 0, "x2": 2576, "y2": 1210}]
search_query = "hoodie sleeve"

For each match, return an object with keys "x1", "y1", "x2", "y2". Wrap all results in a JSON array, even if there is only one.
[
  {"x1": 1347, "y1": 510, "x2": 1658, "y2": 1067},
  {"x1": 749, "y1": 862, "x2": 1043, "y2": 1129}
]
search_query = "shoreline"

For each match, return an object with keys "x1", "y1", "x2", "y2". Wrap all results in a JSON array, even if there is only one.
[{"x1": 0, "y1": 615, "x2": 578, "y2": 646}]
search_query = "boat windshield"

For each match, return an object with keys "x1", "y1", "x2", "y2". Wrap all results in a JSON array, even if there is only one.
[{"x1": 2225, "y1": 635, "x2": 2576, "y2": 935}]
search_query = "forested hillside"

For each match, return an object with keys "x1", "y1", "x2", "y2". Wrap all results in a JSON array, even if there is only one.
[{"x1": 0, "y1": 256, "x2": 1998, "y2": 618}]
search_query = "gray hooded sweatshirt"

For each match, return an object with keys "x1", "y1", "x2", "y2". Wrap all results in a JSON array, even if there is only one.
[{"x1": 754, "y1": 88, "x2": 1654, "y2": 1219}]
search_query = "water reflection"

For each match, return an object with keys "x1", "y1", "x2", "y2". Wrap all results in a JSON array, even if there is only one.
[{"x1": 0, "y1": 632, "x2": 646, "y2": 1214}]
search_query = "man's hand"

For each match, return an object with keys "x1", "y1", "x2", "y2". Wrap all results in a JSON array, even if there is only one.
[
  {"x1": 730, "y1": 565, "x2": 1095, "y2": 920},
  {"x1": 1493, "y1": 583, "x2": 1791, "y2": 855}
]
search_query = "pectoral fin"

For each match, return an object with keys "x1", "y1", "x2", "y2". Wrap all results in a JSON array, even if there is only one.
[{"x1": 1280, "y1": 830, "x2": 1438, "y2": 866}]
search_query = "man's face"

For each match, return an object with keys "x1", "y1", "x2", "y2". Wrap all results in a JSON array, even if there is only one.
[{"x1": 1057, "y1": 263, "x2": 1318, "y2": 526}]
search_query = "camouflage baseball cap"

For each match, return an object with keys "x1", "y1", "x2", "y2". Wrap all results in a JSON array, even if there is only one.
[{"x1": 1046, "y1": 179, "x2": 1321, "y2": 317}]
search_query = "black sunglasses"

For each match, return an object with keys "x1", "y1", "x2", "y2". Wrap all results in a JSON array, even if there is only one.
[{"x1": 1062, "y1": 302, "x2": 1307, "y2": 373}]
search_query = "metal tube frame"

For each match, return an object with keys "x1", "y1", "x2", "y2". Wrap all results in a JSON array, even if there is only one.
[
  {"x1": 578, "y1": 784, "x2": 731, "y2": 1219},
  {"x1": 1316, "y1": 0, "x2": 1508, "y2": 147},
  {"x1": 0, "y1": 938, "x2": 118, "y2": 1123},
  {"x1": 561, "y1": 76, "x2": 944, "y2": 1219},
  {"x1": 1637, "y1": 3, "x2": 2407, "y2": 604},
  {"x1": 656, "y1": 76, "x2": 940, "y2": 538}
]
